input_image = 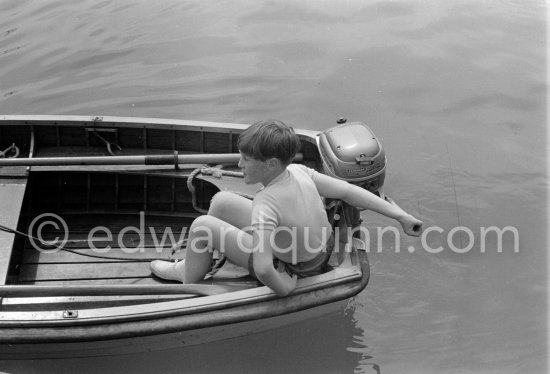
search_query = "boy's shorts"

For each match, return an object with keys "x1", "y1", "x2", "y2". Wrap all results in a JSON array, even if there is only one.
[{"x1": 248, "y1": 235, "x2": 334, "y2": 279}]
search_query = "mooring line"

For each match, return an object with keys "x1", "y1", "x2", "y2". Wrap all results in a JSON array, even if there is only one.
[{"x1": 446, "y1": 143, "x2": 463, "y2": 248}]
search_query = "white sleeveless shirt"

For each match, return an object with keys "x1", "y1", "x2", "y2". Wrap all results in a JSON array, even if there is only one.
[{"x1": 251, "y1": 164, "x2": 332, "y2": 264}]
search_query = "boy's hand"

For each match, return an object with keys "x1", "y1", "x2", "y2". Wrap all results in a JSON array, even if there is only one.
[
  {"x1": 276, "y1": 260, "x2": 298, "y2": 284},
  {"x1": 276, "y1": 261, "x2": 297, "y2": 278},
  {"x1": 275, "y1": 260, "x2": 287, "y2": 274},
  {"x1": 399, "y1": 214, "x2": 423, "y2": 237}
]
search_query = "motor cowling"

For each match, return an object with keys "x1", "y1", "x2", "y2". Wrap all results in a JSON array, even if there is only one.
[{"x1": 317, "y1": 121, "x2": 386, "y2": 197}]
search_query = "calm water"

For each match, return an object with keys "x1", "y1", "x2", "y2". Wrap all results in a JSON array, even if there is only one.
[{"x1": 0, "y1": 1, "x2": 547, "y2": 373}]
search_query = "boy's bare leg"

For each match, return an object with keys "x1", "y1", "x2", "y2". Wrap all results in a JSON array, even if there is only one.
[
  {"x1": 151, "y1": 191, "x2": 254, "y2": 282},
  {"x1": 183, "y1": 215, "x2": 252, "y2": 283},
  {"x1": 208, "y1": 191, "x2": 252, "y2": 229}
]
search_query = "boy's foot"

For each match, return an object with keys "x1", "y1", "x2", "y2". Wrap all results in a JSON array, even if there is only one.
[{"x1": 150, "y1": 260, "x2": 185, "y2": 282}]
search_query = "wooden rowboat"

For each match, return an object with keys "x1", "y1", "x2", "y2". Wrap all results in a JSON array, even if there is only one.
[{"x1": 0, "y1": 115, "x2": 369, "y2": 359}]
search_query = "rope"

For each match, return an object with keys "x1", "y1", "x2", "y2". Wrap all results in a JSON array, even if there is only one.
[
  {"x1": 0, "y1": 222, "x2": 227, "y2": 279},
  {"x1": 187, "y1": 167, "x2": 209, "y2": 214},
  {"x1": 200, "y1": 166, "x2": 244, "y2": 178},
  {"x1": 0, "y1": 223, "x2": 181, "y2": 262},
  {"x1": 0, "y1": 143, "x2": 20, "y2": 158},
  {"x1": 184, "y1": 165, "x2": 250, "y2": 276},
  {"x1": 187, "y1": 165, "x2": 249, "y2": 213}
]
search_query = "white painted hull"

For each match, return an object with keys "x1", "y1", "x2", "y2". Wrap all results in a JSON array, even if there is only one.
[{"x1": 1, "y1": 299, "x2": 347, "y2": 359}]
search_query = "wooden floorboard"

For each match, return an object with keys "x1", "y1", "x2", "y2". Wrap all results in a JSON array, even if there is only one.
[
  {"x1": 17, "y1": 274, "x2": 258, "y2": 287},
  {"x1": 16, "y1": 213, "x2": 256, "y2": 286},
  {"x1": 23, "y1": 215, "x2": 194, "y2": 233},
  {"x1": 22, "y1": 247, "x2": 182, "y2": 264},
  {"x1": 25, "y1": 231, "x2": 188, "y2": 249},
  {"x1": 22, "y1": 232, "x2": 187, "y2": 264},
  {"x1": 18, "y1": 277, "x2": 161, "y2": 286},
  {"x1": 19, "y1": 261, "x2": 254, "y2": 282},
  {"x1": 19, "y1": 262, "x2": 154, "y2": 282}
]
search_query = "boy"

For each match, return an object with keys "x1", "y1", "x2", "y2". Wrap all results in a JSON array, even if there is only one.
[{"x1": 151, "y1": 119, "x2": 422, "y2": 296}]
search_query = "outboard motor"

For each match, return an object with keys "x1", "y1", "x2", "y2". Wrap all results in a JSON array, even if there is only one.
[
  {"x1": 317, "y1": 119, "x2": 386, "y2": 198},
  {"x1": 317, "y1": 119, "x2": 387, "y2": 243}
]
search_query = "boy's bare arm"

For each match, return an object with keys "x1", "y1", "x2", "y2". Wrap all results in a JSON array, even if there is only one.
[
  {"x1": 252, "y1": 230, "x2": 298, "y2": 296},
  {"x1": 313, "y1": 172, "x2": 423, "y2": 236}
]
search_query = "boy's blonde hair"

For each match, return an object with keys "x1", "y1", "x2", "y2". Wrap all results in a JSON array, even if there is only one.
[{"x1": 238, "y1": 119, "x2": 301, "y2": 166}]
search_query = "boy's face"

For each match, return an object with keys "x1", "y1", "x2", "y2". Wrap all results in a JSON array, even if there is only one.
[{"x1": 238, "y1": 152, "x2": 270, "y2": 185}]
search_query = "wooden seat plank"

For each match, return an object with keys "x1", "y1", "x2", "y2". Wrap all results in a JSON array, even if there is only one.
[
  {"x1": 0, "y1": 166, "x2": 28, "y2": 177},
  {"x1": 0, "y1": 179, "x2": 28, "y2": 285}
]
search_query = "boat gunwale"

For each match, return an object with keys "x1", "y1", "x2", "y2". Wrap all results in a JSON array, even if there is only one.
[
  {"x1": 0, "y1": 115, "x2": 321, "y2": 139},
  {"x1": 0, "y1": 251, "x2": 369, "y2": 344}
]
